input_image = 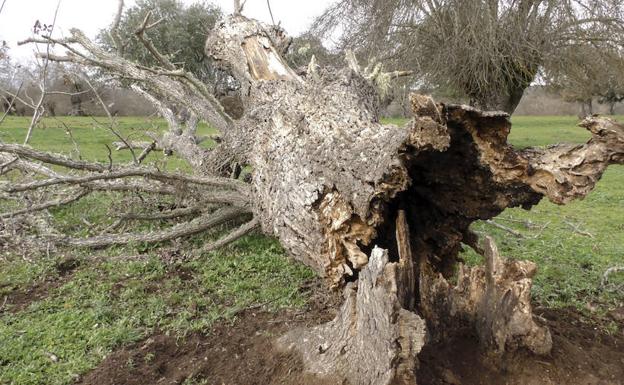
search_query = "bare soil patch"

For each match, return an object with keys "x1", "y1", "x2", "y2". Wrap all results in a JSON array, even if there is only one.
[
  {"x1": 76, "y1": 295, "x2": 623, "y2": 385},
  {"x1": 0, "y1": 257, "x2": 80, "y2": 314},
  {"x1": 77, "y1": 306, "x2": 340, "y2": 385}
]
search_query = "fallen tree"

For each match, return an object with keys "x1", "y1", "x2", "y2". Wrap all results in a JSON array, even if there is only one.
[{"x1": 1, "y1": 4, "x2": 624, "y2": 384}]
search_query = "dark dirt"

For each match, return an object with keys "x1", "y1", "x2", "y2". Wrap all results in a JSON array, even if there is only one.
[
  {"x1": 74, "y1": 290, "x2": 624, "y2": 385},
  {"x1": 418, "y1": 307, "x2": 624, "y2": 385},
  {"x1": 77, "y1": 304, "x2": 341, "y2": 385},
  {"x1": 0, "y1": 257, "x2": 80, "y2": 314},
  {"x1": 76, "y1": 300, "x2": 623, "y2": 385}
]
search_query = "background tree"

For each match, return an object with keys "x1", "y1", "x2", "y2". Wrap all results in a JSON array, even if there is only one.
[
  {"x1": 285, "y1": 33, "x2": 341, "y2": 70},
  {"x1": 312, "y1": 0, "x2": 624, "y2": 114},
  {"x1": 546, "y1": 45, "x2": 624, "y2": 116},
  {"x1": 99, "y1": 0, "x2": 222, "y2": 84}
]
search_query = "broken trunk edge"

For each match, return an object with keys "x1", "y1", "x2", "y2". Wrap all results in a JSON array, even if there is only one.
[
  {"x1": 276, "y1": 247, "x2": 427, "y2": 385},
  {"x1": 277, "y1": 236, "x2": 551, "y2": 385}
]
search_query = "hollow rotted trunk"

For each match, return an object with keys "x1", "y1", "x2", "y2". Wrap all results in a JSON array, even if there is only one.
[{"x1": 201, "y1": 15, "x2": 624, "y2": 385}]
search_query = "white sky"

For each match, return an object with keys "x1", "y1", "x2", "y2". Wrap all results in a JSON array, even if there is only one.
[{"x1": 0, "y1": 0, "x2": 336, "y2": 62}]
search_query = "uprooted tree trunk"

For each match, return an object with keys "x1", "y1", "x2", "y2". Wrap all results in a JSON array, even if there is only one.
[{"x1": 2, "y1": 12, "x2": 624, "y2": 385}]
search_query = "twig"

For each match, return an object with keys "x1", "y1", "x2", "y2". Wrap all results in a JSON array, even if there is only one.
[
  {"x1": 266, "y1": 0, "x2": 276, "y2": 26},
  {"x1": 135, "y1": 11, "x2": 176, "y2": 70},
  {"x1": 527, "y1": 221, "x2": 550, "y2": 239},
  {"x1": 24, "y1": 0, "x2": 62, "y2": 144},
  {"x1": 109, "y1": 0, "x2": 125, "y2": 55},
  {"x1": 485, "y1": 219, "x2": 525, "y2": 238},
  {"x1": 81, "y1": 76, "x2": 138, "y2": 164},
  {"x1": 105, "y1": 144, "x2": 113, "y2": 171},
  {"x1": 0, "y1": 188, "x2": 90, "y2": 219},
  {"x1": 119, "y1": 206, "x2": 201, "y2": 221},
  {"x1": 3, "y1": 167, "x2": 248, "y2": 193},
  {"x1": 137, "y1": 141, "x2": 156, "y2": 164},
  {"x1": 0, "y1": 82, "x2": 23, "y2": 126},
  {"x1": 59, "y1": 206, "x2": 247, "y2": 248},
  {"x1": 0, "y1": 143, "x2": 108, "y2": 172},
  {"x1": 563, "y1": 220, "x2": 594, "y2": 238}
]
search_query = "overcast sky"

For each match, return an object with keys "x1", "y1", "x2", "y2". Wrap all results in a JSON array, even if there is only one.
[{"x1": 0, "y1": 0, "x2": 335, "y2": 62}]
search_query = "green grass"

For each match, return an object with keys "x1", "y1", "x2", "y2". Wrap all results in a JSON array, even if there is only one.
[
  {"x1": 0, "y1": 237, "x2": 312, "y2": 385},
  {"x1": 1, "y1": 115, "x2": 623, "y2": 384},
  {"x1": 0, "y1": 116, "x2": 218, "y2": 170},
  {"x1": 1, "y1": 116, "x2": 313, "y2": 385}
]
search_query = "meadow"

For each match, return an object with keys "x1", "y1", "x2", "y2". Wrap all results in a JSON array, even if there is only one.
[{"x1": 0, "y1": 114, "x2": 623, "y2": 385}]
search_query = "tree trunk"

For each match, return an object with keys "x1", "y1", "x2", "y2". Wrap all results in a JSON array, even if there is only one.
[
  {"x1": 202, "y1": 16, "x2": 624, "y2": 384},
  {"x1": 471, "y1": 79, "x2": 530, "y2": 114}
]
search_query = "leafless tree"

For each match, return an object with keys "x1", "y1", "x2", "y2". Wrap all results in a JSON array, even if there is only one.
[
  {"x1": 312, "y1": 0, "x2": 624, "y2": 114},
  {"x1": 546, "y1": 44, "x2": 624, "y2": 116},
  {"x1": 1, "y1": 2, "x2": 623, "y2": 384}
]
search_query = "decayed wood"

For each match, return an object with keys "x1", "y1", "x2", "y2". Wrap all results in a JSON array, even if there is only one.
[
  {"x1": 277, "y1": 247, "x2": 427, "y2": 385},
  {"x1": 420, "y1": 236, "x2": 552, "y2": 356},
  {"x1": 396, "y1": 209, "x2": 417, "y2": 311}
]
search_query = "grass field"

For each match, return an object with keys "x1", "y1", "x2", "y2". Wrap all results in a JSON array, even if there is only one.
[{"x1": 1, "y1": 115, "x2": 623, "y2": 384}]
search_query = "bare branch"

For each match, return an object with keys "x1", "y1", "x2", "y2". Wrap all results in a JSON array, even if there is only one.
[
  {"x1": 23, "y1": 0, "x2": 62, "y2": 145},
  {"x1": 109, "y1": 0, "x2": 125, "y2": 55},
  {"x1": 3, "y1": 166, "x2": 248, "y2": 193},
  {"x1": 135, "y1": 11, "x2": 176, "y2": 70},
  {"x1": 201, "y1": 217, "x2": 259, "y2": 253},
  {"x1": 485, "y1": 219, "x2": 525, "y2": 238},
  {"x1": 0, "y1": 189, "x2": 90, "y2": 219},
  {"x1": 120, "y1": 206, "x2": 201, "y2": 221},
  {"x1": 137, "y1": 141, "x2": 157, "y2": 164},
  {"x1": 81, "y1": 75, "x2": 138, "y2": 164},
  {"x1": 59, "y1": 206, "x2": 247, "y2": 248},
  {"x1": 0, "y1": 143, "x2": 108, "y2": 172}
]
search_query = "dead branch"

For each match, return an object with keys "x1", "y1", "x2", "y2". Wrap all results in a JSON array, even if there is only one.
[
  {"x1": 135, "y1": 11, "x2": 176, "y2": 70},
  {"x1": 563, "y1": 220, "x2": 595, "y2": 238},
  {"x1": 59, "y1": 206, "x2": 247, "y2": 248},
  {"x1": 485, "y1": 219, "x2": 525, "y2": 238},
  {"x1": 2, "y1": 167, "x2": 247, "y2": 193},
  {"x1": 112, "y1": 141, "x2": 160, "y2": 151},
  {"x1": 0, "y1": 143, "x2": 108, "y2": 172},
  {"x1": 201, "y1": 217, "x2": 259, "y2": 253},
  {"x1": 120, "y1": 206, "x2": 202, "y2": 221},
  {"x1": 18, "y1": 29, "x2": 232, "y2": 136},
  {"x1": 82, "y1": 76, "x2": 139, "y2": 164},
  {"x1": 109, "y1": 0, "x2": 125, "y2": 55},
  {"x1": 137, "y1": 141, "x2": 157, "y2": 164},
  {"x1": 0, "y1": 188, "x2": 90, "y2": 219},
  {"x1": 601, "y1": 266, "x2": 624, "y2": 287},
  {"x1": 23, "y1": 0, "x2": 62, "y2": 145}
]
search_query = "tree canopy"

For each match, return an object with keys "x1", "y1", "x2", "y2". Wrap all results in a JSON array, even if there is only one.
[
  {"x1": 99, "y1": 0, "x2": 222, "y2": 83},
  {"x1": 546, "y1": 44, "x2": 624, "y2": 115},
  {"x1": 313, "y1": 0, "x2": 624, "y2": 113}
]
